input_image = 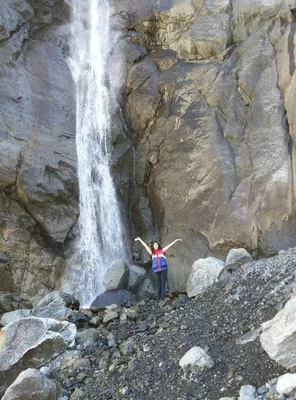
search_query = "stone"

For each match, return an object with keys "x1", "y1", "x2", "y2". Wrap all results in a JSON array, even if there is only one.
[
  {"x1": 260, "y1": 297, "x2": 296, "y2": 368},
  {"x1": 31, "y1": 291, "x2": 79, "y2": 321},
  {"x1": 70, "y1": 388, "x2": 84, "y2": 400},
  {"x1": 2, "y1": 368, "x2": 60, "y2": 400},
  {"x1": 186, "y1": 257, "x2": 225, "y2": 298},
  {"x1": 103, "y1": 261, "x2": 129, "y2": 291},
  {"x1": 0, "y1": 317, "x2": 76, "y2": 396},
  {"x1": 90, "y1": 290, "x2": 135, "y2": 309},
  {"x1": 239, "y1": 385, "x2": 256, "y2": 400},
  {"x1": 75, "y1": 328, "x2": 100, "y2": 346},
  {"x1": 277, "y1": 373, "x2": 296, "y2": 394},
  {"x1": 0, "y1": 309, "x2": 31, "y2": 327},
  {"x1": 89, "y1": 316, "x2": 102, "y2": 327},
  {"x1": 179, "y1": 346, "x2": 214, "y2": 370},
  {"x1": 225, "y1": 248, "x2": 253, "y2": 272},
  {"x1": 103, "y1": 312, "x2": 119, "y2": 323}
]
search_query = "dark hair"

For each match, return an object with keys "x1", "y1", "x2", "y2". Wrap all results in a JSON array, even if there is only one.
[{"x1": 151, "y1": 241, "x2": 162, "y2": 255}]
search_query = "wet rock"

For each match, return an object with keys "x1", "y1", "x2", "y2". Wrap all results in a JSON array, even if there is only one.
[
  {"x1": 186, "y1": 257, "x2": 225, "y2": 298},
  {"x1": 0, "y1": 317, "x2": 76, "y2": 396},
  {"x1": 2, "y1": 368, "x2": 60, "y2": 400},
  {"x1": 90, "y1": 289, "x2": 135, "y2": 309}
]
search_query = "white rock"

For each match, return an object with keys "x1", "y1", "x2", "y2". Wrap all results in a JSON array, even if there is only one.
[
  {"x1": 239, "y1": 385, "x2": 256, "y2": 400},
  {"x1": 179, "y1": 346, "x2": 214, "y2": 370},
  {"x1": 225, "y1": 248, "x2": 252, "y2": 272},
  {"x1": 186, "y1": 257, "x2": 225, "y2": 298},
  {"x1": 276, "y1": 373, "x2": 296, "y2": 394},
  {"x1": 260, "y1": 296, "x2": 296, "y2": 368}
]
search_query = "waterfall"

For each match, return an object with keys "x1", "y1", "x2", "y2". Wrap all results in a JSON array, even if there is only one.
[{"x1": 66, "y1": 0, "x2": 126, "y2": 306}]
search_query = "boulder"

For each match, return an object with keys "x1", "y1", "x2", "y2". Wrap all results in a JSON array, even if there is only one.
[
  {"x1": 90, "y1": 290, "x2": 135, "y2": 310},
  {"x1": 260, "y1": 296, "x2": 296, "y2": 368},
  {"x1": 0, "y1": 317, "x2": 76, "y2": 396},
  {"x1": 128, "y1": 264, "x2": 146, "y2": 289},
  {"x1": 186, "y1": 257, "x2": 225, "y2": 298},
  {"x1": 0, "y1": 310, "x2": 31, "y2": 327},
  {"x1": 31, "y1": 291, "x2": 79, "y2": 321},
  {"x1": 2, "y1": 368, "x2": 60, "y2": 400},
  {"x1": 179, "y1": 346, "x2": 214, "y2": 370},
  {"x1": 225, "y1": 248, "x2": 253, "y2": 272},
  {"x1": 276, "y1": 373, "x2": 296, "y2": 394},
  {"x1": 103, "y1": 261, "x2": 129, "y2": 291}
]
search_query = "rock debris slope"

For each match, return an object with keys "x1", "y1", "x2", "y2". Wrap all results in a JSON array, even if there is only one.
[{"x1": 44, "y1": 250, "x2": 296, "y2": 399}]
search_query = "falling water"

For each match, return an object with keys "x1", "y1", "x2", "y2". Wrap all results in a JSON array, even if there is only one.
[{"x1": 67, "y1": 0, "x2": 126, "y2": 306}]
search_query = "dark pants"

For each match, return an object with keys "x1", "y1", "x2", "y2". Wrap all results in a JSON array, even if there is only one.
[{"x1": 155, "y1": 270, "x2": 167, "y2": 301}]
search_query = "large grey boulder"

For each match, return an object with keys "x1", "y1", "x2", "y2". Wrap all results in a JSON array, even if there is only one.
[
  {"x1": 0, "y1": 310, "x2": 31, "y2": 327},
  {"x1": 186, "y1": 257, "x2": 225, "y2": 298},
  {"x1": 31, "y1": 291, "x2": 79, "y2": 321},
  {"x1": 2, "y1": 368, "x2": 60, "y2": 400},
  {"x1": 260, "y1": 296, "x2": 296, "y2": 368},
  {"x1": 103, "y1": 261, "x2": 130, "y2": 291},
  {"x1": 0, "y1": 317, "x2": 76, "y2": 396},
  {"x1": 225, "y1": 248, "x2": 253, "y2": 272},
  {"x1": 90, "y1": 290, "x2": 135, "y2": 309}
]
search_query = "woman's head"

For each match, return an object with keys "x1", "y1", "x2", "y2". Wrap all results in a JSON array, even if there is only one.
[{"x1": 151, "y1": 241, "x2": 161, "y2": 252}]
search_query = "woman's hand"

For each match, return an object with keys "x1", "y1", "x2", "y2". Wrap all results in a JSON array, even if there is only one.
[
  {"x1": 134, "y1": 237, "x2": 140, "y2": 241},
  {"x1": 177, "y1": 238, "x2": 182, "y2": 242}
]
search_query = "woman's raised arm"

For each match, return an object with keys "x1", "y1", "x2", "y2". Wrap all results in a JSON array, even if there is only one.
[
  {"x1": 134, "y1": 237, "x2": 152, "y2": 255},
  {"x1": 162, "y1": 238, "x2": 182, "y2": 252}
]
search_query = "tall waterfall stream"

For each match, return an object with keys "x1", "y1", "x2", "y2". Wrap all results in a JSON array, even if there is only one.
[{"x1": 66, "y1": 0, "x2": 126, "y2": 306}]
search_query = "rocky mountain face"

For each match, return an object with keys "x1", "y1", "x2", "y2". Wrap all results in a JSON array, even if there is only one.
[
  {"x1": 1, "y1": 0, "x2": 296, "y2": 305},
  {"x1": 0, "y1": 0, "x2": 77, "y2": 306},
  {"x1": 120, "y1": 0, "x2": 296, "y2": 291}
]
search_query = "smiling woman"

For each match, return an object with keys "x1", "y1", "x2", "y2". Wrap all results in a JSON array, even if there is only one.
[{"x1": 134, "y1": 237, "x2": 182, "y2": 301}]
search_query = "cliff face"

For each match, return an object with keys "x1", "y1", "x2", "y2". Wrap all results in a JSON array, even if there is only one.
[
  {"x1": 120, "y1": 0, "x2": 296, "y2": 290},
  {"x1": 1, "y1": 0, "x2": 296, "y2": 303},
  {"x1": 0, "y1": 0, "x2": 78, "y2": 305}
]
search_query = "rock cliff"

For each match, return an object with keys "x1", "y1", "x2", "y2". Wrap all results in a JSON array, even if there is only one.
[
  {"x1": 120, "y1": 0, "x2": 296, "y2": 290},
  {"x1": 0, "y1": 0, "x2": 77, "y2": 305},
  {"x1": 1, "y1": 0, "x2": 296, "y2": 302}
]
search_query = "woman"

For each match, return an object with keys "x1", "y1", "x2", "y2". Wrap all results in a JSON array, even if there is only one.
[{"x1": 134, "y1": 237, "x2": 182, "y2": 301}]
